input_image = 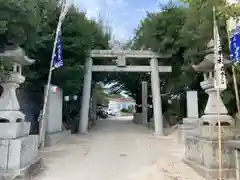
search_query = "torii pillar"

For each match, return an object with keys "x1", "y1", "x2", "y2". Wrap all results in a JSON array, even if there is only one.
[
  {"x1": 79, "y1": 58, "x2": 93, "y2": 134},
  {"x1": 150, "y1": 58, "x2": 163, "y2": 135}
]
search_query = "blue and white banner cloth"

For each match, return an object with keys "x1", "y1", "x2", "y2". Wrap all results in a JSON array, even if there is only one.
[
  {"x1": 53, "y1": 29, "x2": 64, "y2": 69},
  {"x1": 230, "y1": 24, "x2": 240, "y2": 63}
]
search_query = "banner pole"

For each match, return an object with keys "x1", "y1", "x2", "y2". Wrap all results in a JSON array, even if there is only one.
[{"x1": 39, "y1": 2, "x2": 69, "y2": 149}]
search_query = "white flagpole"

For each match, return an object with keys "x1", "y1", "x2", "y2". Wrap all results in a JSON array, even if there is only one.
[
  {"x1": 39, "y1": 1, "x2": 70, "y2": 149},
  {"x1": 213, "y1": 6, "x2": 225, "y2": 180}
]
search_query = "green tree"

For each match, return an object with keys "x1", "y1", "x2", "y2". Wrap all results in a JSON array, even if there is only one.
[
  {"x1": 0, "y1": 0, "x2": 42, "y2": 79},
  {"x1": 21, "y1": 1, "x2": 111, "y2": 96},
  {"x1": 0, "y1": 0, "x2": 112, "y2": 129},
  {"x1": 180, "y1": 0, "x2": 240, "y2": 115},
  {"x1": 94, "y1": 83, "x2": 109, "y2": 105},
  {"x1": 0, "y1": 0, "x2": 40, "y2": 48}
]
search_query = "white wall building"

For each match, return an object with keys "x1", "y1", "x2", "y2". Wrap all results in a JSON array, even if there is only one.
[{"x1": 108, "y1": 98, "x2": 135, "y2": 116}]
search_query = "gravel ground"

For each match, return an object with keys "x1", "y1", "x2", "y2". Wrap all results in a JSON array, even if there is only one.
[{"x1": 33, "y1": 117, "x2": 205, "y2": 180}]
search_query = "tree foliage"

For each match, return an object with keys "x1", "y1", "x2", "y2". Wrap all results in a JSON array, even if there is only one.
[
  {"x1": 0, "y1": 0, "x2": 40, "y2": 48},
  {"x1": 8, "y1": 0, "x2": 111, "y2": 97},
  {"x1": 181, "y1": 0, "x2": 240, "y2": 114},
  {"x1": 95, "y1": 83, "x2": 109, "y2": 105}
]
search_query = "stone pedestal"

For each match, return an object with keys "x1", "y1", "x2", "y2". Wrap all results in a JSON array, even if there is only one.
[
  {"x1": 142, "y1": 81, "x2": 148, "y2": 125},
  {"x1": 0, "y1": 122, "x2": 43, "y2": 179},
  {"x1": 178, "y1": 118, "x2": 198, "y2": 143},
  {"x1": 227, "y1": 141, "x2": 240, "y2": 179},
  {"x1": 184, "y1": 119, "x2": 235, "y2": 178},
  {"x1": 45, "y1": 130, "x2": 70, "y2": 146},
  {"x1": 92, "y1": 90, "x2": 97, "y2": 126},
  {"x1": 45, "y1": 85, "x2": 70, "y2": 146},
  {"x1": 184, "y1": 79, "x2": 235, "y2": 179},
  {"x1": 179, "y1": 91, "x2": 199, "y2": 143},
  {"x1": 184, "y1": 127, "x2": 236, "y2": 179},
  {"x1": 133, "y1": 113, "x2": 143, "y2": 124}
]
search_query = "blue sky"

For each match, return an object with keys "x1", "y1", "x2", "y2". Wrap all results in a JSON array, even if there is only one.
[{"x1": 74, "y1": 0, "x2": 170, "y2": 41}]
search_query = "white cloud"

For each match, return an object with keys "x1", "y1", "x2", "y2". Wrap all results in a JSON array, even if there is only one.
[
  {"x1": 73, "y1": 0, "x2": 126, "y2": 19},
  {"x1": 105, "y1": 0, "x2": 127, "y2": 6},
  {"x1": 73, "y1": 0, "x2": 102, "y2": 19}
]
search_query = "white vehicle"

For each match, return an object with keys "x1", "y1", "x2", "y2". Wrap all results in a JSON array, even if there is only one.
[{"x1": 107, "y1": 109, "x2": 116, "y2": 116}]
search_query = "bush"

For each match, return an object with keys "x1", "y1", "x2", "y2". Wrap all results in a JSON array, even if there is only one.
[{"x1": 121, "y1": 108, "x2": 129, "y2": 113}]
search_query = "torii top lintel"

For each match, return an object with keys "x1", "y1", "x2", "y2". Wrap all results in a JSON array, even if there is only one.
[{"x1": 90, "y1": 50, "x2": 170, "y2": 59}]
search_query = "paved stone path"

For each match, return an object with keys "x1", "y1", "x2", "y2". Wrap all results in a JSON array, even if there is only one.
[{"x1": 33, "y1": 117, "x2": 205, "y2": 180}]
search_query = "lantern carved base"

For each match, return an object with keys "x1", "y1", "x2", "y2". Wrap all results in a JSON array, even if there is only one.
[
  {"x1": 0, "y1": 123, "x2": 43, "y2": 180},
  {"x1": 184, "y1": 134, "x2": 235, "y2": 179},
  {"x1": 45, "y1": 130, "x2": 71, "y2": 146}
]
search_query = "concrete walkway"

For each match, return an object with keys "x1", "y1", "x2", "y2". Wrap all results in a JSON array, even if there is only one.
[{"x1": 33, "y1": 117, "x2": 204, "y2": 180}]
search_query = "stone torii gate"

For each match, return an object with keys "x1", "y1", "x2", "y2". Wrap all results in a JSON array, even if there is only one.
[{"x1": 79, "y1": 49, "x2": 172, "y2": 135}]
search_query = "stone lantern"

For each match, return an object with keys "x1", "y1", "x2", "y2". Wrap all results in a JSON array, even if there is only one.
[
  {"x1": 193, "y1": 41, "x2": 234, "y2": 126},
  {"x1": 0, "y1": 47, "x2": 35, "y2": 123},
  {"x1": 184, "y1": 40, "x2": 236, "y2": 179},
  {"x1": 0, "y1": 47, "x2": 42, "y2": 178},
  {"x1": 192, "y1": 40, "x2": 233, "y2": 127}
]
